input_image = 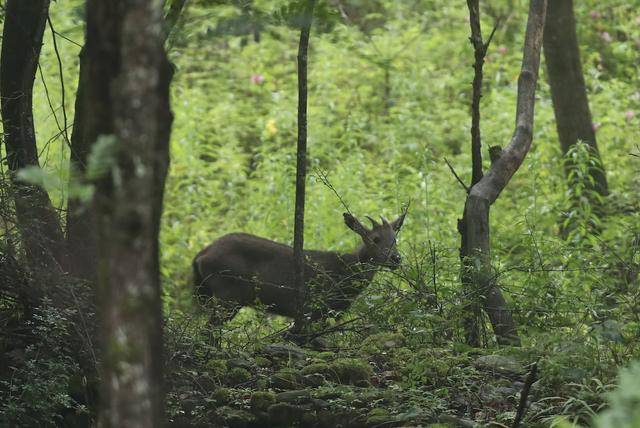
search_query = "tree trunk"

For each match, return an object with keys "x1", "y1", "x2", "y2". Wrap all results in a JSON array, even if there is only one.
[
  {"x1": 84, "y1": 0, "x2": 173, "y2": 426},
  {"x1": 0, "y1": 0, "x2": 67, "y2": 290},
  {"x1": 67, "y1": 1, "x2": 189, "y2": 282},
  {"x1": 460, "y1": 0, "x2": 548, "y2": 347},
  {"x1": 292, "y1": 0, "x2": 315, "y2": 333},
  {"x1": 543, "y1": 0, "x2": 608, "y2": 197},
  {"x1": 65, "y1": 46, "x2": 108, "y2": 282}
]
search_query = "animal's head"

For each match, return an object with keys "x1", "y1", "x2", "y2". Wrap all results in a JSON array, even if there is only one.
[{"x1": 343, "y1": 212, "x2": 406, "y2": 269}]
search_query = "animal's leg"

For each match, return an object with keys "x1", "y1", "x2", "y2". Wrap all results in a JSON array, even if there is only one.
[
  {"x1": 206, "y1": 299, "x2": 241, "y2": 348},
  {"x1": 208, "y1": 300, "x2": 241, "y2": 326}
]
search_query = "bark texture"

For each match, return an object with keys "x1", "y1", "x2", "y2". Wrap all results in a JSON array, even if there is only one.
[
  {"x1": 543, "y1": 0, "x2": 608, "y2": 197},
  {"x1": 67, "y1": 1, "x2": 189, "y2": 282},
  {"x1": 65, "y1": 46, "x2": 110, "y2": 281},
  {"x1": 460, "y1": 0, "x2": 547, "y2": 346},
  {"x1": 84, "y1": 1, "x2": 173, "y2": 426},
  {"x1": 292, "y1": 0, "x2": 316, "y2": 332},
  {"x1": 0, "y1": 0, "x2": 67, "y2": 287}
]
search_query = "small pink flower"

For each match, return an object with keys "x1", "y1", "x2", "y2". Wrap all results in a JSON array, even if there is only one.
[
  {"x1": 592, "y1": 122, "x2": 602, "y2": 132},
  {"x1": 250, "y1": 74, "x2": 265, "y2": 85},
  {"x1": 625, "y1": 110, "x2": 635, "y2": 121},
  {"x1": 497, "y1": 46, "x2": 508, "y2": 55},
  {"x1": 589, "y1": 10, "x2": 602, "y2": 19},
  {"x1": 600, "y1": 32, "x2": 612, "y2": 43}
]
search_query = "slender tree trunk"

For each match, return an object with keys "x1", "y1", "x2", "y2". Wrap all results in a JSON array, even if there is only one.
[
  {"x1": 543, "y1": 0, "x2": 608, "y2": 198},
  {"x1": 0, "y1": 0, "x2": 67, "y2": 290},
  {"x1": 460, "y1": 0, "x2": 548, "y2": 347},
  {"x1": 292, "y1": 0, "x2": 315, "y2": 333},
  {"x1": 84, "y1": 0, "x2": 173, "y2": 426}
]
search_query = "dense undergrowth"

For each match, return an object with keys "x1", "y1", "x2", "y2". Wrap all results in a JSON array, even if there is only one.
[{"x1": 1, "y1": 0, "x2": 639, "y2": 426}]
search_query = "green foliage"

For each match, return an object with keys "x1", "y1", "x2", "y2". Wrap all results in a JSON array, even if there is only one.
[
  {"x1": 1, "y1": 0, "x2": 639, "y2": 424},
  {"x1": 85, "y1": 134, "x2": 120, "y2": 181},
  {"x1": 562, "y1": 141, "x2": 606, "y2": 243},
  {"x1": 0, "y1": 303, "x2": 86, "y2": 426},
  {"x1": 593, "y1": 362, "x2": 640, "y2": 428}
]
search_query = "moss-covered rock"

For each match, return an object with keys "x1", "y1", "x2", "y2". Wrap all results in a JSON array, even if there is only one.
[
  {"x1": 250, "y1": 391, "x2": 276, "y2": 412},
  {"x1": 316, "y1": 351, "x2": 335, "y2": 361},
  {"x1": 268, "y1": 402, "x2": 305, "y2": 426},
  {"x1": 366, "y1": 408, "x2": 393, "y2": 425},
  {"x1": 254, "y1": 356, "x2": 273, "y2": 368},
  {"x1": 226, "y1": 367, "x2": 252, "y2": 385},
  {"x1": 301, "y1": 362, "x2": 330, "y2": 375},
  {"x1": 271, "y1": 367, "x2": 303, "y2": 390},
  {"x1": 474, "y1": 355, "x2": 524, "y2": 375},
  {"x1": 205, "y1": 359, "x2": 228, "y2": 379},
  {"x1": 329, "y1": 358, "x2": 372, "y2": 386},
  {"x1": 300, "y1": 362, "x2": 330, "y2": 386},
  {"x1": 216, "y1": 406, "x2": 256, "y2": 428},
  {"x1": 275, "y1": 389, "x2": 311, "y2": 403},
  {"x1": 211, "y1": 387, "x2": 231, "y2": 404},
  {"x1": 360, "y1": 332, "x2": 406, "y2": 355}
]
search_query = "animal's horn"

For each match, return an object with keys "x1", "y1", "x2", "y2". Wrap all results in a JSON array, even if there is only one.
[
  {"x1": 380, "y1": 215, "x2": 390, "y2": 226},
  {"x1": 365, "y1": 215, "x2": 379, "y2": 229}
]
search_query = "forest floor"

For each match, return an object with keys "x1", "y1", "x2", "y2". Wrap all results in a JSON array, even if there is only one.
[{"x1": 165, "y1": 331, "x2": 558, "y2": 428}]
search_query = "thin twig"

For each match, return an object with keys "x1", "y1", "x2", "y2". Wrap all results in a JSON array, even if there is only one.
[
  {"x1": 314, "y1": 169, "x2": 352, "y2": 214},
  {"x1": 47, "y1": 16, "x2": 69, "y2": 147},
  {"x1": 444, "y1": 158, "x2": 470, "y2": 193}
]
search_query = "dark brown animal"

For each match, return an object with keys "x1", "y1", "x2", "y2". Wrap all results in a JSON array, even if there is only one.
[{"x1": 193, "y1": 212, "x2": 405, "y2": 324}]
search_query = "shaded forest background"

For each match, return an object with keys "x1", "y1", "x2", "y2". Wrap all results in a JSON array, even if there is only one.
[{"x1": 0, "y1": 0, "x2": 639, "y2": 426}]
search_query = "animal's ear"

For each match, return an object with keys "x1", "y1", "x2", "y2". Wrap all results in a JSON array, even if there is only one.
[
  {"x1": 390, "y1": 213, "x2": 406, "y2": 231},
  {"x1": 343, "y1": 213, "x2": 369, "y2": 237}
]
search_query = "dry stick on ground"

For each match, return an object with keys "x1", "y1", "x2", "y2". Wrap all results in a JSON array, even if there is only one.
[
  {"x1": 292, "y1": 0, "x2": 317, "y2": 335},
  {"x1": 459, "y1": 0, "x2": 547, "y2": 346},
  {"x1": 512, "y1": 362, "x2": 538, "y2": 428}
]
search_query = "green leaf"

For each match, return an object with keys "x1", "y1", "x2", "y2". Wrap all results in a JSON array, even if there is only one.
[{"x1": 86, "y1": 134, "x2": 120, "y2": 181}]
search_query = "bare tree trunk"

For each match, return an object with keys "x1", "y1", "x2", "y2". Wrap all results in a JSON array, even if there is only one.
[
  {"x1": 84, "y1": 0, "x2": 173, "y2": 426},
  {"x1": 0, "y1": 0, "x2": 67, "y2": 291},
  {"x1": 460, "y1": 0, "x2": 547, "y2": 347},
  {"x1": 292, "y1": 0, "x2": 315, "y2": 333},
  {"x1": 543, "y1": 0, "x2": 608, "y2": 197},
  {"x1": 67, "y1": 1, "x2": 188, "y2": 282}
]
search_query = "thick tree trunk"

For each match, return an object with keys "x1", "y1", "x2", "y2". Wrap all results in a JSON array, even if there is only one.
[
  {"x1": 84, "y1": 1, "x2": 172, "y2": 426},
  {"x1": 543, "y1": 0, "x2": 608, "y2": 198},
  {"x1": 460, "y1": 0, "x2": 547, "y2": 347},
  {"x1": 66, "y1": 47, "x2": 108, "y2": 282},
  {"x1": 0, "y1": 0, "x2": 67, "y2": 289},
  {"x1": 67, "y1": 1, "x2": 189, "y2": 282}
]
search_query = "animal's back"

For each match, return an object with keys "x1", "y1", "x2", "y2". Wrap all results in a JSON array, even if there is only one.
[{"x1": 194, "y1": 233, "x2": 298, "y2": 310}]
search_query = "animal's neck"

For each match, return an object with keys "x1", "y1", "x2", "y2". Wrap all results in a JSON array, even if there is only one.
[{"x1": 339, "y1": 245, "x2": 377, "y2": 282}]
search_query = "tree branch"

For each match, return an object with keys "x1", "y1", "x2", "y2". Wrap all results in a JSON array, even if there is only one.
[
  {"x1": 445, "y1": 158, "x2": 470, "y2": 193},
  {"x1": 470, "y1": 0, "x2": 547, "y2": 205},
  {"x1": 467, "y1": 0, "x2": 485, "y2": 186}
]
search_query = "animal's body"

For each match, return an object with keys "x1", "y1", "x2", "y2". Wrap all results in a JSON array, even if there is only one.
[{"x1": 193, "y1": 212, "x2": 405, "y2": 324}]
